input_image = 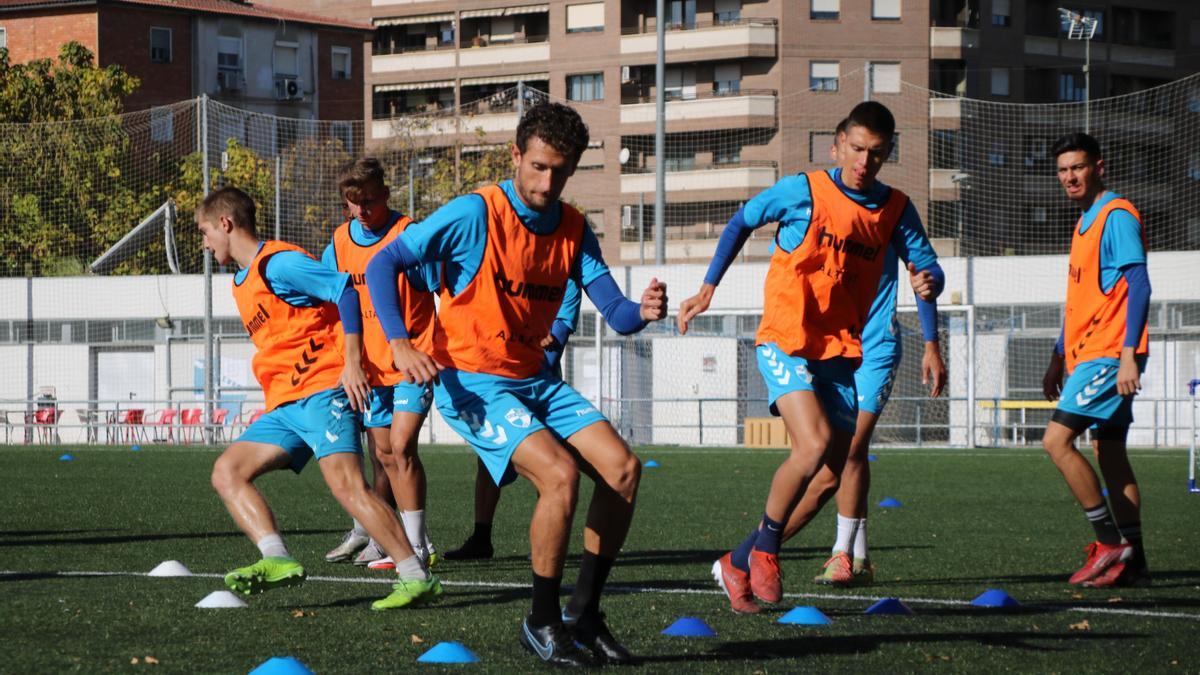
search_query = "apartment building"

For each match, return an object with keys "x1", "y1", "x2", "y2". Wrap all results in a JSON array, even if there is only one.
[
  {"x1": 259, "y1": 0, "x2": 1199, "y2": 262},
  {"x1": 0, "y1": 0, "x2": 371, "y2": 120}
]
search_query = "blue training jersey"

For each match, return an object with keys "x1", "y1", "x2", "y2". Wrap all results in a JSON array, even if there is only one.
[
  {"x1": 743, "y1": 169, "x2": 939, "y2": 364},
  {"x1": 235, "y1": 242, "x2": 349, "y2": 307},
  {"x1": 1079, "y1": 191, "x2": 1146, "y2": 292}
]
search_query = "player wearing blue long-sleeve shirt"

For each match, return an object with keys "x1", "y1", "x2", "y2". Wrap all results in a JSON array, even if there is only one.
[
  {"x1": 366, "y1": 103, "x2": 665, "y2": 667},
  {"x1": 1040, "y1": 133, "x2": 1152, "y2": 588},
  {"x1": 678, "y1": 103, "x2": 945, "y2": 614},
  {"x1": 197, "y1": 186, "x2": 441, "y2": 612}
]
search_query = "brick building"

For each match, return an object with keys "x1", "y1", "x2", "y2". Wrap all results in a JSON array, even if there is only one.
[{"x1": 0, "y1": 0, "x2": 371, "y2": 120}]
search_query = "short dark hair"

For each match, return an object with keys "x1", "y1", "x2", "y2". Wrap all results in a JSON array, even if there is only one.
[
  {"x1": 843, "y1": 101, "x2": 896, "y2": 143},
  {"x1": 339, "y1": 157, "x2": 387, "y2": 203},
  {"x1": 834, "y1": 117, "x2": 849, "y2": 136},
  {"x1": 197, "y1": 187, "x2": 257, "y2": 235},
  {"x1": 515, "y1": 102, "x2": 589, "y2": 164},
  {"x1": 1051, "y1": 132, "x2": 1102, "y2": 161}
]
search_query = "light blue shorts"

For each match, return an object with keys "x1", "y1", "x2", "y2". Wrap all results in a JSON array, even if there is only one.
[
  {"x1": 1056, "y1": 356, "x2": 1146, "y2": 428},
  {"x1": 237, "y1": 387, "x2": 362, "y2": 473},
  {"x1": 362, "y1": 381, "x2": 433, "y2": 428},
  {"x1": 855, "y1": 358, "x2": 899, "y2": 416},
  {"x1": 756, "y1": 343, "x2": 858, "y2": 434},
  {"x1": 434, "y1": 368, "x2": 607, "y2": 486}
]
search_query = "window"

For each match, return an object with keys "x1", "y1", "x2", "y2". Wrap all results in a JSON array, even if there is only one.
[
  {"x1": 585, "y1": 210, "x2": 605, "y2": 238},
  {"x1": 151, "y1": 106, "x2": 173, "y2": 142},
  {"x1": 274, "y1": 41, "x2": 299, "y2": 78},
  {"x1": 667, "y1": 0, "x2": 696, "y2": 29},
  {"x1": 872, "y1": 0, "x2": 900, "y2": 21},
  {"x1": 567, "y1": 73, "x2": 604, "y2": 101},
  {"x1": 988, "y1": 140, "x2": 1005, "y2": 166},
  {"x1": 990, "y1": 67, "x2": 1010, "y2": 96},
  {"x1": 150, "y1": 27, "x2": 171, "y2": 63},
  {"x1": 886, "y1": 133, "x2": 900, "y2": 163},
  {"x1": 566, "y1": 2, "x2": 605, "y2": 33},
  {"x1": 714, "y1": 147, "x2": 740, "y2": 165},
  {"x1": 991, "y1": 0, "x2": 1011, "y2": 27},
  {"x1": 810, "y1": 61, "x2": 839, "y2": 91},
  {"x1": 217, "y1": 35, "x2": 242, "y2": 71},
  {"x1": 809, "y1": 131, "x2": 835, "y2": 162},
  {"x1": 663, "y1": 146, "x2": 695, "y2": 171},
  {"x1": 0, "y1": 27, "x2": 6, "y2": 50},
  {"x1": 665, "y1": 66, "x2": 696, "y2": 100},
  {"x1": 870, "y1": 62, "x2": 901, "y2": 94},
  {"x1": 331, "y1": 46, "x2": 351, "y2": 79},
  {"x1": 330, "y1": 121, "x2": 353, "y2": 153},
  {"x1": 1059, "y1": 72, "x2": 1084, "y2": 102},
  {"x1": 713, "y1": 63, "x2": 740, "y2": 95},
  {"x1": 715, "y1": 0, "x2": 741, "y2": 24},
  {"x1": 811, "y1": 0, "x2": 838, "y2": 20}
]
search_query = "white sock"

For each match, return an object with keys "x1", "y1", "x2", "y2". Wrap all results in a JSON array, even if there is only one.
[
  {"x1": 833, "y1": 514, "x2": 857, "y2": 554},
  {"x1": 256, "y1": 534, "x2": 290, "y2": 559},
  {"x1": 400, "y1": 510, "x2": 428, "y2": 554},
  {"x1": 393, "y1": 554, "x2": 431, "y2": 581},
  {"x1": 852, "y1": 518, "x2": 869, "y2": 561},
  {"x1": 351, "y1": 519, "x2": 368, "y2": 537}
]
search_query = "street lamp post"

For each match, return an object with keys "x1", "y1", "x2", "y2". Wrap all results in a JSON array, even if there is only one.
[{"x1": 1059, "y1": 8, "x2": 1099, "y2": 133}]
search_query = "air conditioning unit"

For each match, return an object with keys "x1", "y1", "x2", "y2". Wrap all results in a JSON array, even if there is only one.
[
  {"x1": 216, "y1": 70, "x2": 242, "y2": 92},
  {"x1": 621, "y1": 66, "x2": 633, "y2": 84},
  {"x1": 621, "y1": 205, "x2": 634, "y2": 230},
  {"x1": 274, "y1": 78, "x2": 302, "y2": 101}
]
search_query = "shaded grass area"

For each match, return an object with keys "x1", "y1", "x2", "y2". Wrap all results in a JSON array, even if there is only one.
[{"x1": 1, "y1": 444, "x2": 1198, "y2": 672}]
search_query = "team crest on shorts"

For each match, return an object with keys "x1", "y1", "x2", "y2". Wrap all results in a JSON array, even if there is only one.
[{"x1": 505, "y1": 407, "x2": 533, "y2": 429}]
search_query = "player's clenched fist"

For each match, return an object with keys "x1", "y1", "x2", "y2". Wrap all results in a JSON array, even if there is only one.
[
  {"x1": 907, "y1": 262, "x2": 937, "y2": 301},
  {"x1": 640, "y1": 277, "x2": 669, "y2": 322}
]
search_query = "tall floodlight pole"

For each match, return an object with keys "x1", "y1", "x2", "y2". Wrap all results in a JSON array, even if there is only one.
[
  {"x1": 1059, "y1": 8, "x2": 1098, "y2": 133},
  {"x1": 654, "y1": 0, "x2": 666, "y2": 264}
]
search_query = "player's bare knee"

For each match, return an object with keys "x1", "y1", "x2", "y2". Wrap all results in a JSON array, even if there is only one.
[
  {"x1": 542, "y1": 458, "x2": 580, "y2": 506},
  {"x1": 605, "y1": 451, "x2": 641, "y2": 501},
  {"x1": 210, "y1": 453, "x2": 246, "y2": 496}
]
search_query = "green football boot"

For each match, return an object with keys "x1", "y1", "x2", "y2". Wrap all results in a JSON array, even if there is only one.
[
  {"x1": 223, "y1": 556, "x2": 306, "y2": 595},
  {"x1": 371, "y1": 575, "x2": 444, "y2": 611}
]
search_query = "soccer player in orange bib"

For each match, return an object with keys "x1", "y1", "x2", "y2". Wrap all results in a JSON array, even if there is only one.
[
  {"x1": 197, "y1": 187, "x2": 442, "y2": 611},
  {"x1": 678, "y1": 102, "x2": 943, "y2": 613},
  {"x1": 368, "y1": 103, "x2": 666, "y2": 667},
  {"x1": 1041, "y1": 132, "x2": 1151, "y2": 588},
  {"x1": 321, "y1": 159, "x2": 441, "y2": 570}
]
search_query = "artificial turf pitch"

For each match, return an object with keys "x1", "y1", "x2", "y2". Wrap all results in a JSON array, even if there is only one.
[{"x1": 2, "y1": 444, "x2": 1198, "y2": 673}]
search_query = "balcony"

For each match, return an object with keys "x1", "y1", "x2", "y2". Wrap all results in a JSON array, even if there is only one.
[
  {"x1": 459, "y1": 38, "x2": 550, "y2": 67},
  {"x1": 621, "y1": 160, "x2": 777, "y2": 198},
  {"x1": 372, "y1": 45, "x2": 457, "y2": 74},
  {"x1": 620, "y1": 89, "x2": 776, "y2": 132},
  {"x1": 930, "y1": 26, "x2": 979, "y2": 60},
  {"x1": 620, "y1": 19, "x2": 777, "y2": 63}
]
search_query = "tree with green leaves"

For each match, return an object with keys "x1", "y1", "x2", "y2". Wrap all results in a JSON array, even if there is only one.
[{"x1": 0, "y1": 41, "x2": 169, "y2": 276}]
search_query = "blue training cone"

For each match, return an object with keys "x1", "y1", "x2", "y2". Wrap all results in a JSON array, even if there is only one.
[
  {"x1": 877, "y1": 497, "x2": 903, "y2": 508},
  {"x1": 971, "y1": 588, "x2": 1021, "y2": 608},
  {"x1": 778, "y1": 606, "x2": 832, "y2": 625},
  {"x1": 644, "y1": 460, "x2": 660, "y2": 468},
  {"x1": 249, "y1": 656, "x2": 315, "y2": 675},
  {"x1": 1101, "y1": 487, "x2": 1109, "y2": 497},
  {"x1": 662, "y1": 617, "x2": 716, "y2": 637},
  {"x1": 865, "y1": 598, "x2": 914, "y2": 615},
  {"x1": 131, "y1": 444, "x2": 141, "y2": 452},
  {"x1": 417, "y1": 642, "x2": 480, "y2": 664},
  {"x1": 868, "y1": 454, "x2": 878, "y2": 462},
  {"x1": 58, "y1": 454, "x2": 74, "y2": 461}
]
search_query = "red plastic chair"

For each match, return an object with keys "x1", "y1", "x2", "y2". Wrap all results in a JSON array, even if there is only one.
[
  {"x1": 33, "y1": 407, "x2": 61, "y2": 443},
  {"x1": 180, "y1": 408, "x2": 203, "y2": 443},
  {"x1": 211, "y1": 408, "x2": 230, "y2": 442},
  {"x1": 145, "y1": 408, "x2": 179, "y2": 443},
  {"x1": 117, "y1": 408, "x2": 146, "y2": 443}
]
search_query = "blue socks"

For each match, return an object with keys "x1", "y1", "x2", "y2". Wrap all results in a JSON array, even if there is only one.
[{"x1": 732, "y1": 513, "x2": 785, "y2": 572}]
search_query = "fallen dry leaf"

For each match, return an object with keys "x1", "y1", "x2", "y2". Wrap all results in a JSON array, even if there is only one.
[
  {"x1": 131, "y1": 658, "x2": 139, "y2": 665},
  {"x1": 410, "y1": 634, "x2": 424, "y2": 644},
  {"x1": 1107, "y1": 596, "x2": 1123, "y2": 604},
  {"x1": 1069, "y1": 619, "x2": 1091, "y2": 631},
  {"x1": 144, "y1": 656, "x2": 159, "y2": 665},
  {"x1": 1070, "y1": 592, "x2": 1084, "y2": 600}
]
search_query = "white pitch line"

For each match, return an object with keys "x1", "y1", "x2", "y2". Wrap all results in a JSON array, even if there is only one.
[{"x1": 3, "y1": 569, "x2": 1197, "y2": 621}]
